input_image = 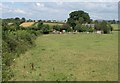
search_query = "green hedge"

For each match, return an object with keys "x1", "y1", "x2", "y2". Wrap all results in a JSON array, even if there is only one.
[{"x1": 2, "y1": 29, "x2": 41, "y2": 81}]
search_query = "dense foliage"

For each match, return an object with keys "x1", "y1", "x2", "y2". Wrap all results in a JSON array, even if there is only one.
[
  {"x1": 94, "y1": 20, "x2": 113, "y2": 34},
  {"x1": 67, "y1": 10, "x2": 91, "y2": 30},
  {"x1": 53, "y1": 24, "x2": 72, "y2": 32},
  {"x1": 2, "y1": 18, "x2": 41, "y2": 81}
]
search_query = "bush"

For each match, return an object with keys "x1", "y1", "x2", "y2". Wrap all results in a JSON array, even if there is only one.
[
  {"x1": 53, "y1": 25, "x2": 61, "y2": 31},
  {"x1": 61, "y1": 24, "x2": 72, "y2": 32},
  {"x1": 80, "y1": 25, "x2": 88, "y2": 32},
  {"x1": 42, "y1": 25, "x2": 50, "y2": 34},
  {"x1": 94, "y1": 23, "x2": 101, "y2": 31},
  {"x1": 2, "y1": 64, "x2": 14, "y2": 81},
  {"x1": 74, "y1": 24, "x2": 81, "y2": 32},
  {"x1": 107, "y1": 23, "x2": 113, "y2": 31},
  {"x1": 2, "y1": 18, "x2": 43, "y2": 81},
  {"x1": 37, "y1": 22, "x2": 43, "y2": 30},
  {"x1": 2, "y1": 30, "x2": 37, "y2": 81},
  {"x1": 88, "y1": 27, "x2": 94, "y2": 32},
  {"x1": 86, "y1": 26, "x2": 94, "y2": 32},
  {"x1": 94, "y1": 21, "x2": 113, "y2": 34}
]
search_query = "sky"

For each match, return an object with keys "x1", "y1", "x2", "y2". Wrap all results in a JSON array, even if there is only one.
[{"x1": 1, "y1": 0, "x2": 119, "y2": 21}]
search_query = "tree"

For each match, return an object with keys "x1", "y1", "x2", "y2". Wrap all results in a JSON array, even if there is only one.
[
  {"x1": 100, "y1": 20, "x2": 110, "y2": 34},
  {"x1": 27, "y1": 19, "x2": 32, "y2": 22},
  {"x1": 117, "y1": 21, "x2": 119, "y2": 24},
  {"x1": 20, "y1": 17, "x2": 26, "y2": 23},
  {"x1": 67, "y1": 18, "x2": 76, "y2": 30},
  {"x1": 67, "y1": 10, "x2": 90, "y2": 30},
  {"x1": 112, "y1": 20, "x2": 116, "y2": 24},
  {"x1": 94, "y1": 21, "x2": 101, "y2": 31},
  {"x1": 15, "y1": 17, "x2": 20, "y2": 21},
  {"x1": 38, "y1": 20, "x2": 42, "y2": 22},
  {"x1": 78, "y1": 17, "x2": 84, "y2": 24}
]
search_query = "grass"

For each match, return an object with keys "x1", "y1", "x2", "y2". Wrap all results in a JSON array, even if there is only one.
[
  {"x1": 43, "y1": 22, "x2": 64, "y2": 26},
  {"x1": 10, "y1": 31, "x2": 118, "y2": 81},
  {"x1": 111, "y1": 24, "x2": 118, "y2": 31}
]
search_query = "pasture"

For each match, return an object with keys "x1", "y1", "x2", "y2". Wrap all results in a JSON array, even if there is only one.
[
  {"x1": 43, "y1": 22, "x2": 64, "y2": 26},
  {"x1": 10, "y1": 31, "x2": 118, "y2": 81},
  {"x1": 111, "y1": 24, "x2": 119, "y2": 31}
]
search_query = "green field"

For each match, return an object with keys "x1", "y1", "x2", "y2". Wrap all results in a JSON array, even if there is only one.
[
  {"x1": 43, "y1": 22, "x2": 64, "y2": 26},
  {"x1": 10, "y1": 31, "x2": 118, "y2": 81},
  {"x1": 111, "y1": 24, "x2": 119, "y2": 31}
]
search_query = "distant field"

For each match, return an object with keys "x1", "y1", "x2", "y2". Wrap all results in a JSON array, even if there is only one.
[
  {"x1": 111, "y1": 24, "x2": 118, "y2": 31},
  {"x1": 20, "y1": 22, "x2": 64, "y2": 28},
  {"x1": 20, "y1": 22, "x2": 36, "y2": 27},
  {"x1": 10, "y1": 31, "x2": 118, "y2": 81},
  {"x1": 43, "y1": 22, "x2": 64, "y2": 26}
]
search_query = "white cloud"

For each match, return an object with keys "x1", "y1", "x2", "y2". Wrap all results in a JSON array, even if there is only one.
[
  {"x1": 14, "y1": 9, "x2": 26, "y2": 14},
  {"x1": 55, "y1": 0, "x2": 64, "y2": 5},
  {"x1": 2, "y1": 2, "x2": 118, "y2": 20},
  {"x1": 36, "y1": 2, "x2": 44, "y2": 7},
  {"x1": 56, "y1": 2, "x2": 63, "y2": 5},
  {"x1": 0, "y1": 3, "x2": 2, "y2": 10},
  {"x1": 90, "y1": 13, "x2": 104, "y2": 20},
  {"x1": 33, "y1": 2, "x2": 61, "y2": 12},
  {"x1": 1, "y1": 3, "x2": 31, "y2": 15}
]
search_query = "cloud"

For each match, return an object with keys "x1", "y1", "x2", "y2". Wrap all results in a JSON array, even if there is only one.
[
  {"x1": 36, "y1": 2, "x2": 44, "y2": 7},
  {"x1": 32, "y1": 2, "x2": 62, "y2": 13},
  {"x1": 13, "y1": 9, "x2": 26, "y2": 14},
  {"x1": 0, "y1": 3, "x2": 2, "y2": 11},
  {"x1": 2, "y1": 2, "x2": 118, "y2": 20}
]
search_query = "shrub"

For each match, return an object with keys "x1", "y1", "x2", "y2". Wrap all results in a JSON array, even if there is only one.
[
  {"x1": 53, "y1": 25, "x2": 61, "y2": 31},
  {"x1": 81, "y1": 25, "x2": 87, "y2": 32},
  {"x1": 2, "y1": 30, "x2": 37, "y2": 81},
  {"x1": 2, "y1": 18, "x2": 42, "y2": 81},
  {"x1": 88, "y1": 27, "x2": 94, "y2": 32},
  {"x1": 37, "y1": 22, "x2": 43, "y2": 30},
  {"x1": 107, "y1": 23, "x2": 113, "y2": 31},
  {"x1": 74, "y1": 24, "x2": 83, "y2": 32},
  {"x1": 94, "y1": 21, "x2": 113, "y2": 34},
  {"x1": 42, "y1": 25, "x2": 50, "y2": 34},
  {"x1": 61, "y1": 24, "x2": 72, "y2": 32}
]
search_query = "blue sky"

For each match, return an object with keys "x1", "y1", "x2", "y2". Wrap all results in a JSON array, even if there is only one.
[{"x1": 1, "y1": 1, "x2": 119, "y2": 21}]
